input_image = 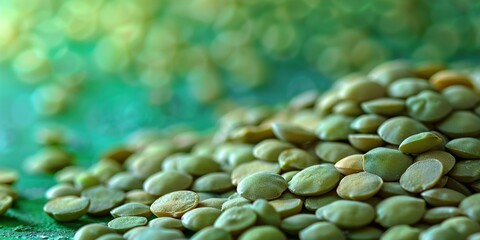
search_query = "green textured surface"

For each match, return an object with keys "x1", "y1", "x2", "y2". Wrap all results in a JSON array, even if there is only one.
[{"x1": 0, "y1": 63, "x2": 329, "y2": 239}]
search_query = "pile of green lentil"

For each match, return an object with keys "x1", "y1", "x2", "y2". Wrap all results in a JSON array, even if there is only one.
[{"x1": 23, "y1": 60, "x2": 480, "y2": 239}]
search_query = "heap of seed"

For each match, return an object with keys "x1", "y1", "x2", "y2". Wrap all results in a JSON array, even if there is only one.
[
  {"x1": 40, "y1": 61, "x2": 480, "y2": 239},
  {"x1": 0, "y1": 168, "x2": 19, "y2": 218}
]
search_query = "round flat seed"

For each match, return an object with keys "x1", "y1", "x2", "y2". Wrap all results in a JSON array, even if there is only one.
[
  {"x1": 430, "y1": 70, "x2": 473, "y2": 90},
  {"x1": 96, "y1": 233, "x2": 125, "y2": 240},
  {"x1": 181, "y1": 207, "x2": 222, "y2": 231},
  {"x1": 268, "y1": 198, "x2": 303, "y2": 218},
  {"x1": 55, "y1": 166, "x2": 84, "y2": 184},
  {"x1": 422, "y1": 207, "x2": 463, "y2": 224},
  {"x1": 107, "y1": 216, "x2": 148, "y2": 233},
  {"x1": 448, "y1": 160, "x2": 480, "y2": 183},
  {"x1": 445, "y1": 137, "x2": 480, "y2": 159},
  {"x1": 191, "y1": 226, "x2": 232, "y2": 240},
  {"x1": 375, "y1": 196, "x2": 426, "y2": 227},
  {"x1": 143, "y1": 170, "x2": 193, "y2": 196},
  {"x1": 81, "y1": 186, "x2": 125, "y2": 217},
  {"x1": 350, "y1": 114, "x2": 387, "y2": 133},
  {"x1": 399, "y1": 132, "x2": 443, "y2": 154},
  {"x1": 45, "y1": 183, "x2": 80, "y2": 200},
  {"x1": 332, "y1": 100, "x2": 363, "y2": 116},
  {"x1": 436, "y1": 111, "x2": 480, "y2": 138},
  {"x1": 278, "y1": 149, "x2": 319, "y2": 171},
  {"x1": 321, "y1": 200, "x2": 375, "y2": 228},
  {"x1": 176, "y1": 155, "x2": 221, "y2": 176},
  {"x1": 125, "y1": 190, "x2": 156, "y2": 205},
  {"x1": 440, "y1": 216, "x2": 480, "y2": 239},
  {"x1": 251, "y1": 199, "x2": 281, "y2": 227},
  {"x1": 272, "y1": 122, "x2": 317, "y2": 144},
  {"x1": 334, "y1": 154, "x2": 364, "y2": 175},
  {"x1": 281, "y1": 214, "x2": 319, "y2": 235},
  {"x1": 420, "y1": 188, "x2": 466, "y2": 207},
  {"x1": 0, "y1": 195, "x2": 13, "y2": 217},
  {"x1": 347, "y1": 226, "x2": 382, "y2": 240},
  {"x1": 73, "y1": 223, "x2": 115, "y2": 240},
  {"x1": 339, "y1": 79, "x2": 386, "y2": 102},
  {"x1": 315, "y1": 114, "x2": 354, "y2": 141},
  {"x1": 377, "y1": 116, "x2": 428, "y2": 145},
  {"x1": 237, "y1": 172, "x2": 287, "y2": 200},
  {"x1": 107, "y1": 172, "x2": 143, "y2": 191},
  {"x1": 0, "y1": 169, "x2": 18, "y2": 185},
  {"x1": 289, "y1": 90, "x2": 319, "y2": 110},
  {"x1": 221, "y1": 198, "x2": 250, "y2": 211},
  {"x1": 416, "y1": 151, "x2": 456, "y2": 175},
  {"x1": 406, "y1": 90, "x2": 452, "y2": 122},
  {"x1": 198, "y1": 198, "x2": 228, "y2": 209},
  {"x1": 25, "y1": 147, "x2": 73, "y2": 173},
  {"x1": 299, "y1": 222, "x2": 345, "y2": 240},
  {"x1": 253, "y1": 139, "x2": 294, "y2": 162},
  {"x1": 304, "y1": 191, "x2": 342, "y2": 211},
  {"x1": 419, "y1": 225, "x2": 462, "y2": 240},
  {"x1": 388, "y1": 77, "x2": 432, "y2": 98},
  {"x1": 380, "y1": 225, "x2": 421, "y2": 240},
  {"x1": 460, "y1": 193, "x2": 480, "y2": 210},
  {"x1": 400, "y1": 159, "x2": 443, "y2": 193},
  {"x1": 43, "y1": 197, "x2": 88, "y2": 223},
  {"x1": 231, "y1": 160, "x2": 280, "y2": 186},
  {"x1": 150, "y1": 190, "x2": 199, "y2": 218},
  {"x1": 315, "y1": 142, "x2": 360, "y2": 163},
  {"x1": 363, "y1": 147, "x2": 413, "y2": 181},
  {"x1": 369, "y1": 60, "x2": 413, "y2": 86},
  {"x1": 214, "y1": 206, "x2": 257, "y2": 234},
  {"x1": 442, "y1": 85, "x2": 480, "y2": 110},
  {"x1": 348, "y1": 134, "x2": 385, "y2": 152},
  {"x1": 378, "y1": 182, "x2": 411, "y2": 198},
  {"x1": 74, "y1": 172, "x2": 100, "y2": 190},
  {"x1": 337, "y1": 172, "x2": 383, "y2": 200},
  {"x1": 239, "y1": 226, "x2": 287, "y2": 240},
  {"x1": 148, "y1": 217, "x2": 184, "y2": 230},
  {"x1": 361, "y1": 98, "x2": 405, "y2": 116},
  {"x1": 288, "y1": 164, "x2": 341, "y2": 196},
  {"x1": 110, "y1": 202, "x2": 151, "y2": 218},
  {"x1": 192, "y1": 172, "x2": 233, "y2": 193}
]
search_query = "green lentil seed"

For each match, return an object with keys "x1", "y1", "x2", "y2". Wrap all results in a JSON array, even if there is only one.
[
  {"x1": 214, "y1": 206, "x2": 257, "y2": 234},
  {"x1": 239, "y1": 225, "x2": 287, "y2": 240},
  {"x1": 420, "y1": 188, "x2": 466, "y2": 207},
  {"x1": 350, "y1": 114, "x2": 387, "y2": 133},
  {"x1": 436, "y1": 111, "x2": 480, "y2": 138},
  {"x1": 337, "y1": 172, "x2": 383, "y2": 200},
  {"x1": 315, "y1": 142, "x2": 360, "y2": 163},
  {"x1": 406, "y1": 90, "x2": 452, "y2": 122},
  {"x1": 377, "y1": 116, "x2": 428, "y2": 145},
  {"x1": 321, "y1": 200, "x2": 375, "y2": 228},
  {"x1": 143, "y1": 170, "x2": 193, "y2": 196},
  {"x1": 363, "y1": 147, "x2": 413, "y2": 181},
  {"x1": 361, "y1": 98, "x2": 406, "y2": 116},
  {"x1": 82, "y1": 186, "x2": 126, "y2": 217},
  {"x1": 191, "y1": 227, "x2": 232, "y2": 240},
  {"x1": 110, "y1": 203, "x2": 151, "y2": 218},
  {"x1": 237, "y1": 172, "x2": 287, "y2": 200},
  {"x1": 376, "y1": 196, "x2": 426, "y2": 227},
  {"x1": 150, "y1": 190, "x2": 199, "y2": 218},
  {"x1": 251, "y1": 199, "x2": 281, "y2": 227},
  {"x1": 253, "y1": 139, "x2": 294, "y2": 162},
  {"x1": 192, "y1": 172, "x2": 233, "y2": 193},
  {"x1": 74, "y1": 223, "x2": 115, "y2": 240},
  {"x1": 399, "y1": 132, "x2": 443, "y2": 154},
  {"x1": 400, "y1": 159, "x2": 444, "y2": 193},
  {"x1": 315, "y1": 114, "x2": 354, "y2": 141},
  {"x1": 45, "y1": 183, "x2": 80, "y2": 200},
  {"x1": 278, "y1": 149, "x2": 319, "y2": 171},
  {"x1": 288, "y1": 164, "x2": 341, "y2": 196},
  {"x1": 299, "y1": 222, "x2": 345, "y2": 240},
  {"x1": 380, "y1": 225, "x2": 421, "y2": 240},
  {"x1": 181, "y1": 207, "x2": 222, "y2": 231},
  {"x1": 43, "y1": 196, "x2": 90, "y2": 222},
  {"x1": 445, "y1": 137, "x2": 480, "y2": 159},
  {"x1": 148, "y1": 217, "x2": 184, "y2": 231},
  {"x1": 280, "y1": 214, "x2": 319, "y2": 235},
  {"x1": 107, "y1": 216, "x2": 148, "y2": 233},
  {"x1": 271, "y1": 122, "x2": 317, "y2": 144}
]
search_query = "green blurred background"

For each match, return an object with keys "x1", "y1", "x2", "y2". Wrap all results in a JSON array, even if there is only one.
[{"x1": 1, "y1": 0, "x2": 480, "y2": 239}]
